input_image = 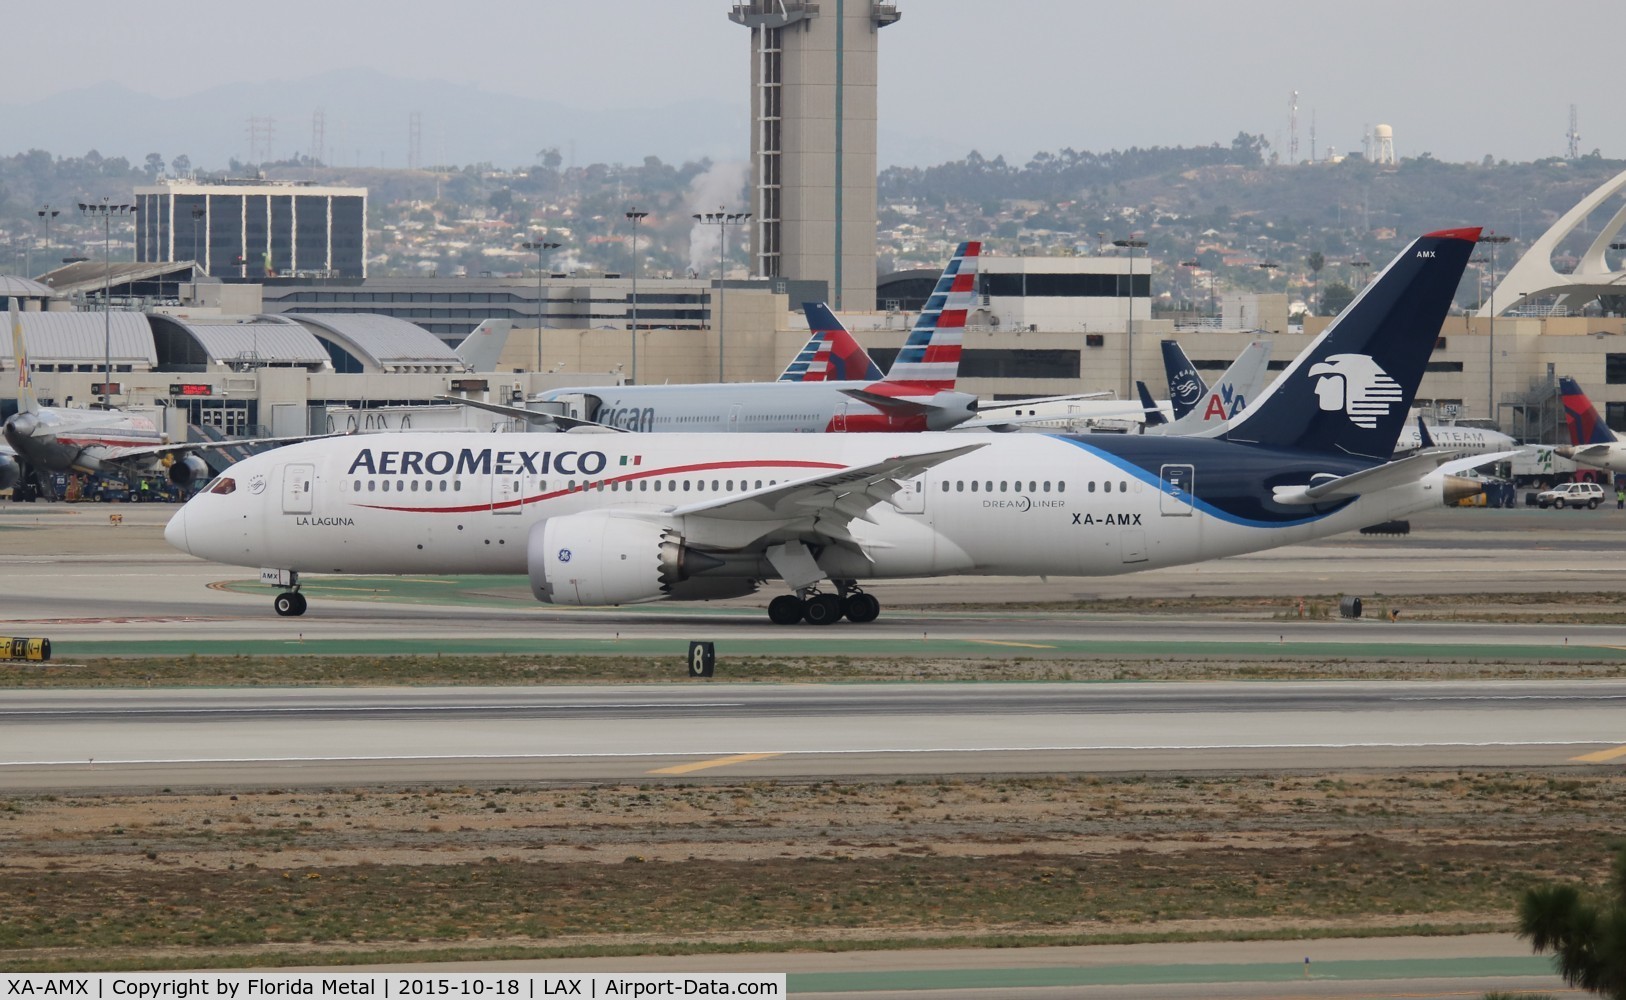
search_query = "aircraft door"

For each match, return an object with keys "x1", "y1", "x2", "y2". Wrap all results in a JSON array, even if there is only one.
[
  {"x1": 281, "y1": 463, "x2": 314, "y2": 515},
  {"x1": 831, "y1": 402, "x2": 848, "y2": 433},
  {"x1": 492, "y1": 472, "x2": 523, "y2": 514},
  {"x1": 1159, "y1": 464, "x2": 1195, "y2": 516},
  {"x1": 894, "y1": 475, "x2": 926, "y2": 515}
]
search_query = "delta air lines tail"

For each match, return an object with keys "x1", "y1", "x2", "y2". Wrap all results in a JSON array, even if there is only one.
[{"x1": 1557, "y1": 376, "x2": 1626, "y2": 473}]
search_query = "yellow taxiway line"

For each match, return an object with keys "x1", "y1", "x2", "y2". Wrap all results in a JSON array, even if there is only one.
[
  {"x1": 648, "y1": 752, "x2": 783, "y2": 775},
  {"x1": 1571, "y1": 744, "x2": 1626, "y2": 763}
]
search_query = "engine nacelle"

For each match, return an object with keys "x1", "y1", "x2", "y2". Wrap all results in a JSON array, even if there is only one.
[
  {"x1": 529, "y1": 510, "x2": 725, "y2": 606},
  {"x1": 167, "y1": 454, "x2": 211, "y2": 487},
  {"x1": 0, "y1": 453, "x2": 18, "y2": 492}
]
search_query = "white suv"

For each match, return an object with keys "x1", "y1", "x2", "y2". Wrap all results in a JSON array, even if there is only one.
[{"x1": 1535, "y1": 481, "x2": 1606, "y2": 509}]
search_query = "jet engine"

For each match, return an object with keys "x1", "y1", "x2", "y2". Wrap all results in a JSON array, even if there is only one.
[
  {"x1": 167, "y1": 454, "x2": 211, "y2": 487},
  {"x1": 0, "y1": 452, "x2": 18, "y2": 492},
  {"x1": 528, "y1": 510, "x2": 729, "y2": 606}
]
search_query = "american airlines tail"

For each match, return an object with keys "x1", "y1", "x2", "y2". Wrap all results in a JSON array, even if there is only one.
[
  {"x1": 9, "y1": 297, "x2": 38, "y2": 415},
  {"x1": 786, "y1": 304, "x2": 885, "y2": 383},
  {"x1": 881, "y1": 241, "x2": 981, "y2": 390},
  {"x1": 1221, "y1": 228, "x2": 1480, "y2": 459}
]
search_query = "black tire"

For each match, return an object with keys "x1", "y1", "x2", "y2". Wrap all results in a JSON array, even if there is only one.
[
  {"x1": 767, "y1": 594, "x2": 804, "y2": 625},
  {"x1": 803, "y1": 594, "x2": 844, "y2": 625},
  {"x1": 1555, "y1": 498, "x2": 1567, "y2": 509},
  {"x1": 274, "y1": 593, "x2": 299, "y2": 617},
  {"x1": 290, "y1": 592, "x2": 308, "y2": 616},
  {"x1": 1589, "y1": 499, "x2": 1600, "y2": 509},
  {"x1": 843, "y1": 593, "x2": 880, "y2": 624}
]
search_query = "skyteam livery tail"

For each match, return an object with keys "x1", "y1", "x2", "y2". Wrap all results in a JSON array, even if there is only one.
[
  {"x1": 787, "y1": 304, "x2": 885, "y2": 383},
  {"x1": 1222, "y1": 227, "x2": 1480, "y2": 458},
  {"x1": 882, "y1": 241, "x2": 981, "y2": 389},
  {"x1": 1559, "y1": 376, "x2": 1618, "y2": 445},
  {"x1": 1161, "y1": 340, "x2": 1208, "y2": 420}
]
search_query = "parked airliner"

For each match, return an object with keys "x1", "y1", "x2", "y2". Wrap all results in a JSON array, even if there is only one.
[
  {"x1": 167, "y1": 228, "x2": 1497, "y2": 623},
  {"x1": 527, "y1": 243, "x2": 982, "y2": 433},
  {"x1": 1148, "y1": 339, "x2": 1271, "y2": 436},
  {"x1": 2, "y1": 297, "x2": 338, "y2": 494},
  {"x1": 1555, "y1": 376, "x2": 1626, "y2": 473}
]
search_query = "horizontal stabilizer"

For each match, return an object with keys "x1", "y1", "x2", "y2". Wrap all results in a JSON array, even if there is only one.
[
  {"x1": 1272, "y1": 449, "x2": 1521, "y2": 505},
  {"x1": 838, "y1": 387, "x2": 939, "y2": 415},
  {"x1": 434, "y1": 394, "x2": 626, "y2": 432}
]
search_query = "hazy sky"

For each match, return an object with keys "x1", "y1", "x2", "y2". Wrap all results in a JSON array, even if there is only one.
[{"x1": 9, "y1": 0, "x2": 1622, "y2": 166}]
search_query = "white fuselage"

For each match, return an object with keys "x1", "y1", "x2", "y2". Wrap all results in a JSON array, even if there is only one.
[
  {"x1": 167, "y1": 432, "x2": 1447, "y2": 591},
  {"x1": 540, "y1": 382, "x2": 975, "y2": 433}
]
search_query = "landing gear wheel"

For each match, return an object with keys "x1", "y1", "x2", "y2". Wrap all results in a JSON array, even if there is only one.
[
  {"x1": 843, "y1": 592, "x2": 881, "y2": 624},
  {"x1": 768, "y1": 594, "x2": 805, "y2": 625},
  {"x1": 803, "y1": 593, "x2": 844, "y2": 626},
  {"x1": 274, "y1": 592, "x2": 308, "y2": 617}
]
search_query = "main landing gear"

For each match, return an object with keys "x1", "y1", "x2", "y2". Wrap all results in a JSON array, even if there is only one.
[{"x1": 767, "y1": 581, "x2": 880, "y2": 626}]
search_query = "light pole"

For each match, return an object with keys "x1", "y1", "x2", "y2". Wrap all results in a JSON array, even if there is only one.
[
  {"x1": 34, "y1": 206, "x2": 58, "y2": 279},
  {"x1": 625, "y1": 209, "x2": 648, "y2": 384},
  {"x1": 191, "y1": 205, "x2": 206, "y2": 274},
  {"x1": 693, "y1": 207, "x2": 751, "y2": 382},
  {"x1": 79, "y1": 198, "x2": 133, "y2": 407},
  {"x1": 1112, "y1": 237, "x2": 1147, "y2": 400},
  {"x1": 1480, "y1": 232, "x2": 1511, "y2": 423},
  {"x1": 1180, "y1": 259, "x2": 1214, "y2": 322},
  {"x1": 521, "y1": 238, "x2": 561, "y2": 372}
]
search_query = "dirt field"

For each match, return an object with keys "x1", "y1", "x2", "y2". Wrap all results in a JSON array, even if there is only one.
[{"x1": 3, "y1": 767, "x2": 1619, "y2": 969}]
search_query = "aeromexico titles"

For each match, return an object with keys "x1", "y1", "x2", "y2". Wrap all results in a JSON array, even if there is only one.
[{"x1": 168, "y1": 227, "x2": 1506, "y2": 625}]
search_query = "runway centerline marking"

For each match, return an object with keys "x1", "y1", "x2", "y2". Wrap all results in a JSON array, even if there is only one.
[
  {"x1": 647, "y1": 752, "x2": 783, "y2": 775},
  {"x1": 1571, "y1": 744, "x2": 1626, "y2": 762},
  {"x1": 967, "y1": 639, "x2": 1057, "y2": 649}
]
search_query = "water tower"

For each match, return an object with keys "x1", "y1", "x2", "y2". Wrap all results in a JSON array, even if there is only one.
[{"x1": 1373, "y1": 124, "x2": 1396, "y2": 165}]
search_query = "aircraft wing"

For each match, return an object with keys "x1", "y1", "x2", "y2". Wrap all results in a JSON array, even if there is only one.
[
  {"x1": 1272, "y1": 449, "x2": 1522, "y2": 506},
  {"x1": 669, "y1": 442, "x2": 987, "y2": 550},
  {"x1": 94, "y1": 431, "x2": 343, "y2": 464},
  {"x1": 434, "y1": 395, "x2": 626, "y2": 432}
]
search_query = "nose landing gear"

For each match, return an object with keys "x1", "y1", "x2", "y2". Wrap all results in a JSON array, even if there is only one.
[{"x1": 265, "y1": 568, "x2": 307, "y2": 617}]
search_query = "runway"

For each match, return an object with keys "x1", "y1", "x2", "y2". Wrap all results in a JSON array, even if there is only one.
[{"x1": 3, "y1": 680, "x2": 1622, "y2": 791}]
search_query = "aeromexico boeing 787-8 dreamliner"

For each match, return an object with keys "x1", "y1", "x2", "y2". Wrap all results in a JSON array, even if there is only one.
[{"x1": 167, "y1": 228, "x2": 1502, "y2": 624}]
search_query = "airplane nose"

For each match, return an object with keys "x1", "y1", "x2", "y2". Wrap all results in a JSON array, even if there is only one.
[
  {"x1": 164, "y1": 506, "x2": 190, "y2": 554},
  {"x1": 2, "y1": 412, "x2": 34, "y2": 448}
]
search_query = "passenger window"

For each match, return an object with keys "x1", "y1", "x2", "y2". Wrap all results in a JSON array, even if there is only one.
[
  {"x1": 956, "y1": 481, "x2": 964, "y2": 492},
  {"x1": 411, "y1": 480, "x2": 419, "y2": 492},
  {"x1": 367, "y1": 481, "x2": 376, "y2": 493},
  {"x1": 1000, "y1": 481, "x2": 1007, "y2": 492},
  {"x1": 970, "y1": 481, "x2": 979, "y2": 492},
  {"x1": 941, "y1": 481, "x2": 950, "y2": 492},
  {"x1": 1042, "y1": 481, "x2": 1050, "y2": 493},
  {"x1": 1087, "y1": 482, "x2": 1095, "y2": 493},
  {"x1": 1058, "y1": 482, "x2": 1066, "y2": 493},
  {"x1": 382, "y1": 481, "x2": 391, "y2": 492},
  {"x1": 654, "y1": 481, "x2": 662, "y2": 492},
  {"x1": 640, "y1": 481, "x2": 648, "y2": 491}
]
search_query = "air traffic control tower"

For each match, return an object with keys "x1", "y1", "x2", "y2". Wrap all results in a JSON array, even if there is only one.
[{"x1": 729, "y1": 1, "x2": 899, "y2": 311}]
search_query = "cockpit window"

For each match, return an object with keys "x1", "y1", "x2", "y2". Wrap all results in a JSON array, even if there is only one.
[{"x1": 208, "y1": 477, "x2": 236, "y2": 496}]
